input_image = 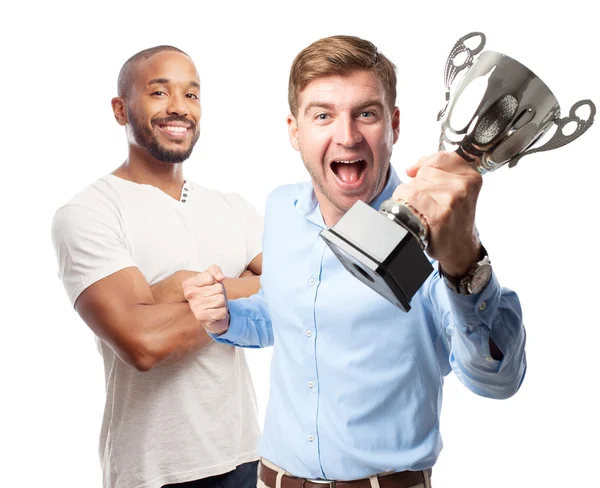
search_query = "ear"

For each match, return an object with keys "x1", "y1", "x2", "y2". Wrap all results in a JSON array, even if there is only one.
[
  {"x1": 111, "y1": 97, "x2": 127, "y2": 126},
  {"x1": 287, "y1": 114, "x2": 300, "y2": 151},
  {"x1": 392, "y1": 106, "x2": 400, "y2": 144}
]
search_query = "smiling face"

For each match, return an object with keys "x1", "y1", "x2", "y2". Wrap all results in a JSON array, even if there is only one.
[
  {"x1": 123, "y1": 51, "x2": 201, "y2": 164},
  {"x1": 288, "y1": 70, "x2": 400, "y2": 226}
]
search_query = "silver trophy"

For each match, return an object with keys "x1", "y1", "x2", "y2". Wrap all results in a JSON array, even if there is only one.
[{"x1": 321, "y1": 32, "x2": 596, "y2": 312}]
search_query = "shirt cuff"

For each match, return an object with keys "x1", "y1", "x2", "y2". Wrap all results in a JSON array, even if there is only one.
[
  {"x1": 209, "y1": 299, "x2": 247, "y2": 344},
  {"x1": 444, "y1": 271, "x2": 502, "y2": 330}
]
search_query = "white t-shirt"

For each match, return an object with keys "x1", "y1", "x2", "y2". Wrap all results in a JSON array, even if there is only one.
[{"x1": 51, "y1": 174, "x2": 263, "y2": 488}]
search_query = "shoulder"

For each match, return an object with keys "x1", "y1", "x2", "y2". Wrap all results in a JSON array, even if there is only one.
[
  {"x1": 51, "y1": 176, "x2": 125, "y2": 241},
  {"x1": 189, "y1": 181, "x2": 265, "y2": 217},
  {"x1": 189, "y1": 182, "x2": 249, "y2": 212}
]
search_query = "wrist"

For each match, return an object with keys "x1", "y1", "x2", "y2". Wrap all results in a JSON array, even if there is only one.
[
  {"x1": 439, "y1": 245, "x2": 492, "y2": 295},
  {"x1": 172, "y1": 270, "x2": 199, "y2": 302},
  {"x1": 208, "y1": 314, "x2": 230, "y2": 336},
  {"x1": 439, "y1": 243, "x2": 482, "y2": 278},
  {"x1": 176, "y1": 270, "x2": 199, "y2": 284}
]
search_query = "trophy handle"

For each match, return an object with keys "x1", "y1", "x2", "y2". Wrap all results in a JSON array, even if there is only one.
[
  {"x1": 508, "y1": 99, "x2": 596, "y2": 168},
  {"x1": 437, "y1": 32, "x2": 486, "y2": 122}
]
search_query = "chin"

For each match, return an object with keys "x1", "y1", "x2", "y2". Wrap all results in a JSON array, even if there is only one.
[{"x1": 336, "y1": 195, "x2": 366, "y2": 214}]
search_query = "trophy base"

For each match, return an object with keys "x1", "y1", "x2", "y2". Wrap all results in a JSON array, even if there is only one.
[{"x1": 320, "y1": 200, "x2": 434, "y2": 312}]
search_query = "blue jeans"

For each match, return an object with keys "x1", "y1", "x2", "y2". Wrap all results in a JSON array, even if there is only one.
[{"x1": 162, "y1": 461, "x2": 258, "y2": 488}]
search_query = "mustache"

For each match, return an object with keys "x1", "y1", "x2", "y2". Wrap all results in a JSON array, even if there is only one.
[{"x1": 151, "y1": 115, "x2": 196, "y2": 131}]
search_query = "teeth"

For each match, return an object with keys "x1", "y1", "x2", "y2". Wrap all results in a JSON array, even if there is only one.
[
  {"x1": 335, "y1": 159, "x2": 362, "y2": 164},
  {"x1": 163, "y1": 126, "x2": 187, "y2": 132}
]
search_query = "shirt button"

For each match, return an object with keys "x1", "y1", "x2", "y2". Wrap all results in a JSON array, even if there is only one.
[
  {"x1": 308, "y1": 434, "x2": 314, "y2": 442},
  {"x1": 485, "y1": 356, "x2": 495, "y2": 362},
  {"x1": 308, "y1": 381, "x2": 314, "y2": 388},
  {"x1": 479, "y1": 301, "x2": 487, "y2": 311},
  {"x1": 308, "y1": 277, "x2": 316, "y2": 286},
  {"x1": 306, "y1": 330, "x2": 313, "y2": 337}
]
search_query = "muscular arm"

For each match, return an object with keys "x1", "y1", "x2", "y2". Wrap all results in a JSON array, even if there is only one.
[
  {"x1": 75, "y1": 266, "x2": 212, "y2": 372},
  {"x1": 151, "y1": 254, "x2": 263, "y2": 303}
]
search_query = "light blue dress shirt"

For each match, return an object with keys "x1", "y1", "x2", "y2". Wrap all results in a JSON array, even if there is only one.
[{"x1": 214, "y1": 167, "x2": 527, "y2": 481}]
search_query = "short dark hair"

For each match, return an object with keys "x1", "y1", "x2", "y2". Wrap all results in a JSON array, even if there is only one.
[{"x1": 117, "y1": 45, "x2": 189, "y2": 100}]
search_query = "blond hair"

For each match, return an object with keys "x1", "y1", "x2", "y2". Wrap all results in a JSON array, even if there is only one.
[{"x1": 288, "y1": 35, "x2": 397, "y2": 116}]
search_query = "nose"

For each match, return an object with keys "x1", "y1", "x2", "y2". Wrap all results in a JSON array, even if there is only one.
[
  {"x1": 166, "y1": 92, "x2": 189, "y2": 117},
  {"x1": 334, "y1": 113, "x2": 362, "y2": 147}
]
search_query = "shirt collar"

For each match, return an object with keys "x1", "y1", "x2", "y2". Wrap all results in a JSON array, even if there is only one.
[{"x1": 294, "y1": 165, "x2": 402, "y2": 228}]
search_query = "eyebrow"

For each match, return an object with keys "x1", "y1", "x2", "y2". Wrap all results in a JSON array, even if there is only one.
[
  {"x1": 354, "y1": 100, "x2": 385, "y2": 112},
  {"x1": 303, "y1": 100, "x2": 385, "y2": 117},
  {"x1": 304, "y1": 102, "x2": 335, "y2": 117},
  {"x1": 147, "y1": 78, "x2": 200, "y2": 89}
]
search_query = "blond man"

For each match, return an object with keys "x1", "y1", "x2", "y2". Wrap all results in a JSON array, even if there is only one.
[{"x1": 185, "y1": 36, "x2": 527, "y2": 488}]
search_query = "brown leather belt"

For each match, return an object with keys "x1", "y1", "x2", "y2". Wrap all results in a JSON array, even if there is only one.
[{"x1": 258, "y1": 460, "x2": 431, "y2": 488}]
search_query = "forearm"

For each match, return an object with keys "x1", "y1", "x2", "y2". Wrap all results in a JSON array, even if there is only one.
[
  {"x1": 130, "y1": 302, "x2": 213, "y2": 370},
  {"x1": 152, "y1": 272, "x2": 260, "y2": 303},
  {"x1": 151, "y1": 270, "x2": 197, "y2": 303},
  {"x1": 80, "y1": 299, "x2": 211, "y2": 372},
  {"x1": 222, "y1": 276, "x2": 261, "y2": 299}
]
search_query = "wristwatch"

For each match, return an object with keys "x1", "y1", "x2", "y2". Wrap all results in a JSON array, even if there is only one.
[{"x1": 439, "y1": 246, "x2": 492, "y2": 295}]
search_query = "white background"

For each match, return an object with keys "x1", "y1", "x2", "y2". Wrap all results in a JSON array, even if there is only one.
[{"x1": 2, "y1": 1, "x2": 599, "y2": 486}]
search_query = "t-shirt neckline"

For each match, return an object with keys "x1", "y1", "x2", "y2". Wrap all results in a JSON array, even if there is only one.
[{"x1": 105, "y1": 174, "x2": 191, "y2": 205}]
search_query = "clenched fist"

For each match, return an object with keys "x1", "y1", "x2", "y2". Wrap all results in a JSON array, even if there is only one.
[
  {"x1": 392, "y1": 151, "x2": 482, "y2": 277},
  {"x1": 182, "y1": 265, "x2": 230, "y2": 335}
]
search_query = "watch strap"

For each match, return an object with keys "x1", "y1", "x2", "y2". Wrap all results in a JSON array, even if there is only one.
[{"x1": 439, "y1": 245, "x2": 489, "y2": 295}]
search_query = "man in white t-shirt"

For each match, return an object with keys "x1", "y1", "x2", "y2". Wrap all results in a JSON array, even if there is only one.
[{"x1": 51, "y1": 45, "x2": 262, "y2": 488}]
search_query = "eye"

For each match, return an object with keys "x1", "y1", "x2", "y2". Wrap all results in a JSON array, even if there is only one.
[
  {"x1": 185, "y1": 93, "x2": 199, "y2": 100},
  {"x1": 151, "y1": 91, "x2": 166, "y2": 97},
  {"x1": 359, "y1": 111, "x2": 375, "y2": 118},
  {"x1": 316, "y1": 113, "x2": 330, "y2": 121}
]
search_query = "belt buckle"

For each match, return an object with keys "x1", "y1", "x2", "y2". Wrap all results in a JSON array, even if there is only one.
[{"x1": 305, "y1": 479, "x2": 336, "y2": 488}]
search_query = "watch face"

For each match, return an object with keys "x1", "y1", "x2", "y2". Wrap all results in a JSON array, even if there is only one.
[{"x1": 469, "y1": 263, "x2": 493, "y2": 294}]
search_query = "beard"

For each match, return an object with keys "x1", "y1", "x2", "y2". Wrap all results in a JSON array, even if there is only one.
[{"x1": 127, "y1": 108, "x2": 200, "y2": 164}]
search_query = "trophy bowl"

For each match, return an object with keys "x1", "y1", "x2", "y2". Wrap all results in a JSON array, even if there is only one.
[{"x1": 320, "y1": 32, "x2": 596, "y2": 312}]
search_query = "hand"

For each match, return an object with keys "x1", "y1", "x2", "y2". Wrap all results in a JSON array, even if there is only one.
[
  {"x1": 182, "y1": 265, "x2": 229, "y2": 335},
  {"x1": 392, "y1": 151, "x2": 482, "y2": 276}
]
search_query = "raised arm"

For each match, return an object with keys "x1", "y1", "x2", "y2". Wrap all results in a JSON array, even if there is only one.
[{"x1": 393, "y1": 151, "x2": 526, "y2": 398}]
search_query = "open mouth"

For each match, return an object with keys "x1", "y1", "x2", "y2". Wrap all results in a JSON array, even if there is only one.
[{"x1": 330, "y1": 159, "x2": 367, "y2": 185}]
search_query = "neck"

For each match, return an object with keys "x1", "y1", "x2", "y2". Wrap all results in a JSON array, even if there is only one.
[
  {"x1": 321, "y1": 206, "x2": 345, "y2": 228},
  {"x1": 317, "y1": 169, "x2": 392, "y2": 228},
  {"x1": 113, "y1": 145, "x2": 185, "y2": 200},
  {"x1": 314, "y1": 189, "x2": 346, "y2": 228}
]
